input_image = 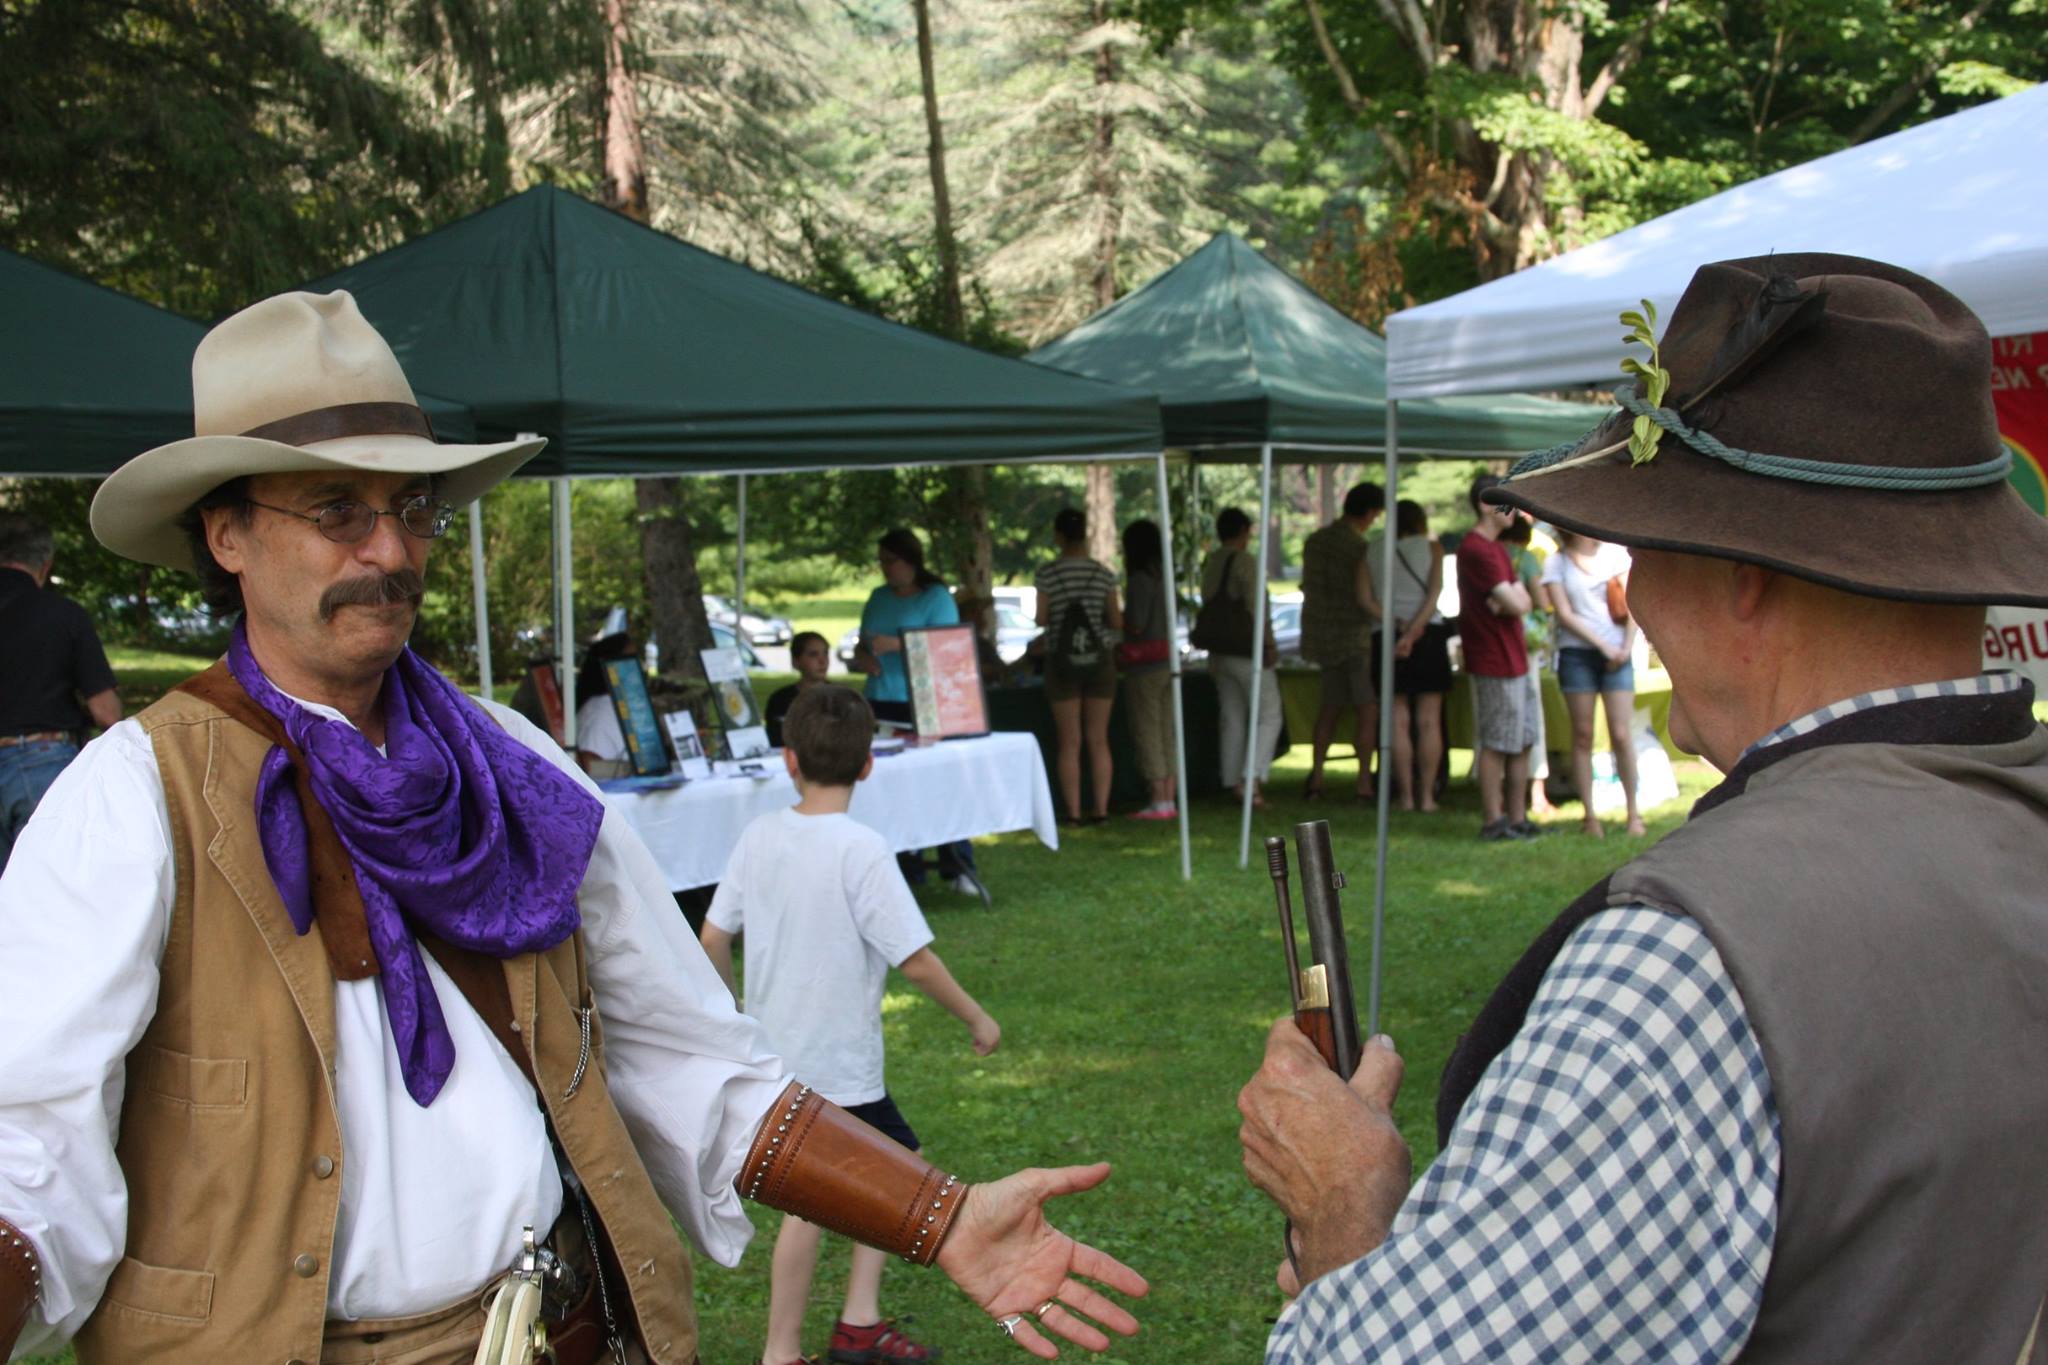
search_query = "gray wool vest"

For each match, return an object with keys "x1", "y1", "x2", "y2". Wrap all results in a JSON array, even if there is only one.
[{"x1": 1440, "y1": 686, "x2": 2048, "y2": 1363}]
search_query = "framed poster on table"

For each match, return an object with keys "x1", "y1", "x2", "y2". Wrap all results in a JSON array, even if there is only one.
[
  {"x1": 700, "y1": 646, "x2": 772, "y2": 760},
  {"x1": 903, "y1": 624, "x2": 989, "y2": 739},
  {"x1": 602, "y1": 657, "x2": 671, "y2": 777}
]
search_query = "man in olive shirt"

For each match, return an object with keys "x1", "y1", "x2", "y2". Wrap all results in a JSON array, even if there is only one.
[
  {"x1": 0, "y1": 512, "x2": 121, "y2": 867},
  {"x1": 1298, "y1": 483, "x2": 1383, "y2": 799}
]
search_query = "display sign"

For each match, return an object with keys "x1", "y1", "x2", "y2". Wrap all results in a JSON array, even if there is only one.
[
  {"x1": 1985, "y1": 331, "x2": 2048, "y2": 692},
  {"x1": 528, "y1": 662, "x2": 564, "y2": 744},
  {"x1": 903, "y1": 624, "x2": 989, "y2": 739},
  {"x1": 602, "y1": 657, "x2": 671, "y2": 777},
  {"x1": 662, "y1": 709, "x2": 713, "y2": 779},
  {"x1": 700, "y1": 647, "x2": 771, "y2": 759}
]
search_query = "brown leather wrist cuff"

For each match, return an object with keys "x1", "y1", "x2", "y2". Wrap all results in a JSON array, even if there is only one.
[
  {"x1": 0, "y1": 1218, "x2": 42, "y2": 1357},
  {"x1": 738, "y1": 1083, "x2": 969, "y2": 1266}
]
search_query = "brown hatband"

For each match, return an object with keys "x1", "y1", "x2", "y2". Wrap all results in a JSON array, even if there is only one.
[{"x1": 239, "y1": 400, "x2": 436, "y2": 447}]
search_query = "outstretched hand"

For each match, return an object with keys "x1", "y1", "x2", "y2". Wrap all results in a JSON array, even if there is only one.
[
  {"x1": 1238, "y1": 1019, "x2": 1411, "y2": 1287},
  {"x1": 934, "y1": 1163, "x2": 1148, "y2": 1359}
]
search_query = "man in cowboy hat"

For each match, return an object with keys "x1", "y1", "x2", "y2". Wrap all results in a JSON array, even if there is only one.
[
  {"x1": 0, "y1": 291, "x2": 1146, "y2": 1364},
  {"x1": 1238, "y1": 254, "x2": 2048, "y2": 1362}
]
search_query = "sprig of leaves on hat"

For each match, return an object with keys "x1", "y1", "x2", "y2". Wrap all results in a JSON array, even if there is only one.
[{"x1": 1618, "y1": 299, "x2": 1670, "y2": 465}]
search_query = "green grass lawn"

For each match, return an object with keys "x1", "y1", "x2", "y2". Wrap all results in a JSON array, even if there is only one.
[{"x1": 36, "y1": 640, "x2": 1715, "y2": 1365}]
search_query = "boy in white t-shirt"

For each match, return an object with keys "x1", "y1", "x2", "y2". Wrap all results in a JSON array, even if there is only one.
[{"x1": 700, "y1": 685, "x2": 1000, "y2": 1365}]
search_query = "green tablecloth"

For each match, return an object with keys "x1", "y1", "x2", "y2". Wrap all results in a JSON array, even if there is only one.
[{"x1": 1276, "y1": 665, "x2": 1681, "y2": 762}]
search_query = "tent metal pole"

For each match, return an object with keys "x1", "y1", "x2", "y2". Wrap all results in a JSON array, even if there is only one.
[
  {"x1": 1154, "y1": 453, "x2": 1192, "y2": 881},
  {"x1": 552, "y1": 476, "x2": 578, "y2": 748},
  {"x1": 1368, "y1": 405, "x2": 1400, "y2": 1038},
  {"x1": 735, "y1": 474, "x2": 748, "y2": 617},
  {"x1": 468, "y1": 495, "x2": 493, "y2": 700},
  {"x1": 1240, "y1": 443, "x2": 1274, "y2": 868}
]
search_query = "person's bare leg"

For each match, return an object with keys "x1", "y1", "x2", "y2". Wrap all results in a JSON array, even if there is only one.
[
  {"x1": 1476, "y1": 747, "x2": 1506, "y2": 826},
  {"x1": 1052, "y1": 696, "x2": 1083, "y2": 819},
  {"x1": 1566, "y1": 690, "x2": 1602, "y2": 836},
  {"x1": 1085, "y1": 694, "x2": 1115, "y2": 817},
  {"x1": 1415, "y1": 693, "x2": 1444, "y2": 812},
  {"x1": 1606, "y1": 687, "x2": 1646, "y2": 834},
  {"x1": 1391, "y1": 696, "x2": 1415, "y2": 809},
  {"x1": 764, "y1": 1214, "x2": 826, "y2": 1364},
  {"x1": 1308, "y1": 695, "x2": 1342, "y2": 793},
  {"x1": 840, "y1": 1239, "x2": 888, "y2": 1328},
  {"x1": 1505, "y1": 748, "x2": 1532, "y2": 824},
  {"x1": 1354, "y1": 701, "x2": 1379, "y2": 798}
]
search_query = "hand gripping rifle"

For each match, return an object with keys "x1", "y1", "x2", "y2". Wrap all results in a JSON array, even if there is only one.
[{"x1": 1264, "y1": 821, "x2": 1361, "y2": 1282}]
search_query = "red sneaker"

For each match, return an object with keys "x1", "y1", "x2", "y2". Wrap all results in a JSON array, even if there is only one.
[{"x1": 828, "y1": 1317, "x2": 942, "y2": 1363}]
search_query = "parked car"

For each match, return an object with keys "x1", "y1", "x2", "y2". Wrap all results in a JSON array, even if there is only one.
[
  {"x1": 1269, "y1": 591, "x2": 1303, "y2": 661},
  {"x1": 704, "y1": 594, "x2": 793, "y2": 646},
  {"x1": 643, "y1": 621, "x2": 765, "y2": 676}
]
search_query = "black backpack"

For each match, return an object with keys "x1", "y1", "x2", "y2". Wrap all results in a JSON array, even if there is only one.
[{"x1": 1050, "y1": 593, "x2": 1105, "y2": 669}]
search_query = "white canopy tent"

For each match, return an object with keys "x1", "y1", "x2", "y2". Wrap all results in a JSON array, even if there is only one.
[{"x1": 1386, "y1": 83, "x2": 2048, "y2": 400}]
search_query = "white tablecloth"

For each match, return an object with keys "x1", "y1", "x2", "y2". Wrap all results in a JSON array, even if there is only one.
[{"x1": 603, "y1": 731, "x2": 1061, "y2": 891}]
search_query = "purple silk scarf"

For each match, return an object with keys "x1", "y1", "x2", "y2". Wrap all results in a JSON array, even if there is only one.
[{"x1": 229, "y1": 623, "x2": 603, "y2": 1106}]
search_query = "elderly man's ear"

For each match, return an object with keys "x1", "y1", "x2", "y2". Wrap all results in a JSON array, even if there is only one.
[{"x1": 203, "y1": 505, "x2": 250, "y2": 577}]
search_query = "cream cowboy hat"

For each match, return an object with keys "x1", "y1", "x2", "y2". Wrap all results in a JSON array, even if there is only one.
[{"x1": 90, "y1": 290, "x2": 545, "y2": 572}]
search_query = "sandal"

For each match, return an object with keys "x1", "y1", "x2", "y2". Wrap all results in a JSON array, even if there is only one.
[{"x1": 1302, "y1": 775, "x2": 1325, "y2": 800}]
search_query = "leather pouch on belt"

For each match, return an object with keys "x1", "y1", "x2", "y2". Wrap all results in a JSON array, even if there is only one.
[
  {"x1": 738, "y1": 1084, "x2": 968, "y2": 1266},
  {"x1": 0, "y1": 1218, "x2": 40, "y2": 1358}
]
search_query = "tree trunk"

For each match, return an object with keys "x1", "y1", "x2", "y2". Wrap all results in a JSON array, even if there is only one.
[
  {"x1": 635, "y1": 478, "x2": 715, "y2": 680},
  {"x1": 600, "y1": 0, "x2": 648, "y2": 221},
  {"x1": 911, "y1": 0, "x2": 993, "y2": 630},
  {"x1": 911, "y1": 0, "x2": 964, "y2": 342},
  {"x1": 602, "y1": 0, "x2": 707, "y2": 676},
  {"x1": 1083, "y1": 0, "x2": 1122, "y2": 567}
]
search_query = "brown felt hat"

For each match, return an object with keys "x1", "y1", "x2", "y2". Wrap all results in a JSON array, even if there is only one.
[{"x1": 1484, "y1": 252, "x2": 2048, "y2": 607}]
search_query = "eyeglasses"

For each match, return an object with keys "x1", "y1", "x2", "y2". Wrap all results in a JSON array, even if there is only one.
[{"x1": 245, "y1": 493, "x2": 456, "y2": 544}]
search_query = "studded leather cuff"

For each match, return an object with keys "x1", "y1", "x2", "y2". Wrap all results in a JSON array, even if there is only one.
[
  {"x1": 738, "y1": 1083, "x2": 969, "y2": 1266},
  {"x1": 0, "y1": 1217, "x2": 41, "y2": 1357}
]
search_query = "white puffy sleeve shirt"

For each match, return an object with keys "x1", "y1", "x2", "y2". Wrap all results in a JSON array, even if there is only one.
[{"x1": 0, "y1": 695, "x2": 790, "y2": 1356}]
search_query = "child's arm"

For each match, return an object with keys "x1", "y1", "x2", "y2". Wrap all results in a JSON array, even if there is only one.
[
  {"x1": 698, "y1": 923, "x2": 740, "y2": 1004},
  {"x1": 897, "y1": 947, "x2": 1000, "y2": 1055}
]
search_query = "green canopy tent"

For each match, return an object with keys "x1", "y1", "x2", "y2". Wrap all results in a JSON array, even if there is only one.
[
  {"x1": 1028, "y1": 232, "x2": 1607, "y2": 1026},
  {"x1": 0, "y1": 248, "x2": 478, "y2": 477},
  {"x1": 299, "y1": 186, "x2": 1188, "y2": 874}
]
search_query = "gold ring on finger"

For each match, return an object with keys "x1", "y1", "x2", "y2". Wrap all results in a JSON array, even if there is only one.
[{"x1": 1033, "y1": 1300, "x2": 1057, "y2": 1319}]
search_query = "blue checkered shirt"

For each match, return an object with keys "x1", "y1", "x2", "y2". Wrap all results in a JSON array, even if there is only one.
[{"x1": 1266, "y1": 673, "x2": 2017, "y2": 1363}]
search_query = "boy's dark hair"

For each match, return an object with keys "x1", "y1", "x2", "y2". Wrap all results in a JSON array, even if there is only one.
[
  {"x1": 0, "y1": 512, "x2": 54, "y2": 569},
  {"x1": 1053, "y1": 506, "x2": 1086, "y2": 542},
  {"x1": 1215, "y1": 506, "x2": 1252, "y2": 541},
  {"x1": 1469, "y1": 472, "x2": 1506, "y2": 514},
  {"x1": 1342, "y1": 483, "x2": 1385, "y2": 519},
  {"x1": 1395, "y1": 498, "x2": 1428, "y2": 538},
  {"x1": 790, "y1": 629, "x2": 828, "y2": 657},
  {"x1": 783, "y1": 684, "x2": 874, "y2": 786}
]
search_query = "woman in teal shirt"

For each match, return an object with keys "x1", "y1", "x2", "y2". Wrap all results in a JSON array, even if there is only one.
[
  {"x1": 854, "y1": 526, "x2": 959, "y2": 709},
  {"x1": 852, "y1": 527, "x2": 988, "y2": 903}
]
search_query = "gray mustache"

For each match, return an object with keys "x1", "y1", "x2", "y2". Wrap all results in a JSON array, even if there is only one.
[{"x1": 319, "y1": 568, "x2": 426, "y2": 622}]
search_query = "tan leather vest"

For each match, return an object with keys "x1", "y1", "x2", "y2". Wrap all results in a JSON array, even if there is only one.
[{"x1": 74, "y1": 686, "x2": 699, "y2": 1364}]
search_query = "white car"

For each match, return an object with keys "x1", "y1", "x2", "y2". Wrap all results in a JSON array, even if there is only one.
[{"x1": 704, "y1": 594, "x2": 793, "y2": 646}]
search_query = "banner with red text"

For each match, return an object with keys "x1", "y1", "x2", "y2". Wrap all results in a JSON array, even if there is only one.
[{"x1": 1984, "y1": 332, "x2": 2048, "y2": 692}]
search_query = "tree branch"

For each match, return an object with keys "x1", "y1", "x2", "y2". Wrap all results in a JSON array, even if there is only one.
[
  {"x1": 1844, "y1": 0, "x2": 1997, "y2": 145},
  {"x1": 1302, "y1": 0, "x2": 1371, "y2": 112},
  {"x1": 1584, "y1": 0, "x2": 1675, "y2": 116}
]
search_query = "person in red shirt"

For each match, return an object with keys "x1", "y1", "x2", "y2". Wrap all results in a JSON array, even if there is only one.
[{"x1": 1456, "y1": 474, "x2": 1541, "y2": 840}]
